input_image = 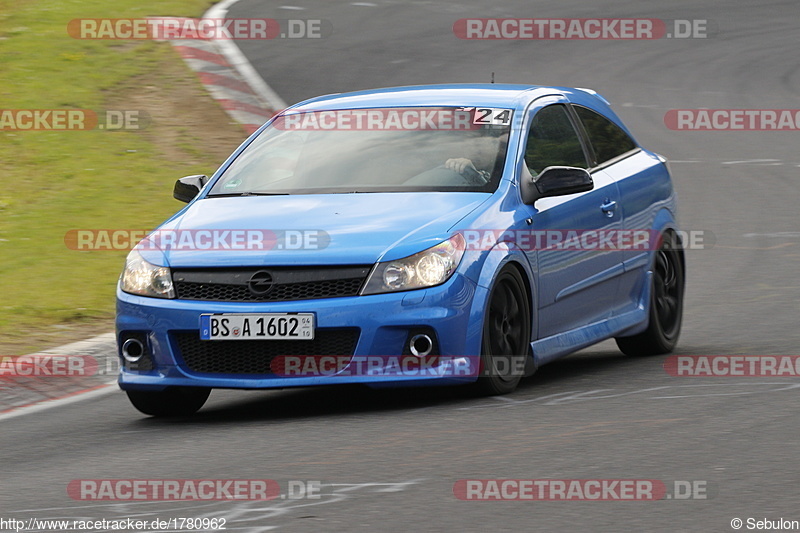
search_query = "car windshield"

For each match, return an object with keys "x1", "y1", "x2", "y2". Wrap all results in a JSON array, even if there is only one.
[{"x1": 208, "y1": 107, "x2": 512, "y2": 196}]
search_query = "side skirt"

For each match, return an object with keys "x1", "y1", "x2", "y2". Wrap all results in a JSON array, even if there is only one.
[{"x1": 530, "y1": 272, "x2": 652, "y2": 367}]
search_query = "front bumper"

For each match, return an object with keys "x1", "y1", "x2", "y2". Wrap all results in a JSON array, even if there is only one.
[{"x1": 116, "y1": 273, "x2": 484, "y2": 391}]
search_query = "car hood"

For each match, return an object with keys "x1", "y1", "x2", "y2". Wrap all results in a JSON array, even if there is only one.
[{"x1": 143, "y1": 193, "x2": 490, "y2": 267}]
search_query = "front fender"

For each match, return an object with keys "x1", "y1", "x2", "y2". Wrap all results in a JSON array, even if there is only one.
[{"x1": 467, "y1": 243, "x2": 538, "y2": 347}]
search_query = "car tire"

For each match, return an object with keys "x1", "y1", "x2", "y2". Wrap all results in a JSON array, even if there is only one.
[
  {"x1": 126, "y1": 387, "x2": 211, "y2": 417},
  {"x1": 471, "y1": 265, "x2": 531, "y2": 395},
  {"x1": 616, "y1": 230, "x2": 685, "y2": 356}
]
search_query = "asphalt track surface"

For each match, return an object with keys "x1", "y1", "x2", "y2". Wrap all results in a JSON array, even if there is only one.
[{"x1": 3, "y1": 1, "x2": 800, "y2": 532}]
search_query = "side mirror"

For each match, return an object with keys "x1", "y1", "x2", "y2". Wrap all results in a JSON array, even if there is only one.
[
  {"x1": 521, "y1": 165, "x2": 594, "y2": 205},
  {"x1": 173, "y1": 175, "x2": 209, "y2": 203}
]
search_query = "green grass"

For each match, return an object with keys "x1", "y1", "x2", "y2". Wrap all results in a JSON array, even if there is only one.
[{"x1": 0, "y1": 0, "x2": 228, "y2": 343}]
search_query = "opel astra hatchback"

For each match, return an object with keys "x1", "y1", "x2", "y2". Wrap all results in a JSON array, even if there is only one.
[{"x1": 116, "y1": 84, "x2": 685, "y2": 416}]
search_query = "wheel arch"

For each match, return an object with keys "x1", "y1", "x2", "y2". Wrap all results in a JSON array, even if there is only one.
[
  {"x1": 650, "y1": 207, "x2": 684, "y2": 270},
  {"x1": 471, "y1": 244, "x2": 538, "y2": 344}
]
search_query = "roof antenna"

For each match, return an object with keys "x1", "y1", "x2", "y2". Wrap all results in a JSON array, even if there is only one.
[{"x1": 491, "y1": 72, "x2": 495, "y2": 84}]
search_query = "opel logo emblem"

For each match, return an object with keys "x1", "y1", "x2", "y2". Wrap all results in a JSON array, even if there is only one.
[{"x1": 247, "y1": 271, "x2": 273, "y2": 295}]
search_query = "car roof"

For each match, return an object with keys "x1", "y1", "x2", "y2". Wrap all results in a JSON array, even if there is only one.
[
  {"x1": 286, "y1": 83, "x2": 604, "y2": 113},
  {"x1": 277, "y1": 83, "x2": 632, "y2": 137}
]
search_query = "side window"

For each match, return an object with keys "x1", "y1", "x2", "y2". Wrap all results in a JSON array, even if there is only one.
[
  {"x1": 524, "y1": 105, "x2": 588, "y2": 175},
  {"x1": 573, "y1": 105, "x2": 637, "y2": 165}
]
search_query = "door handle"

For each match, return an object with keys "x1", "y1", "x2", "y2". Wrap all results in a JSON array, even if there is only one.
[{"x1": 600, "y1": 199, "x2": 617, "y2": 217}]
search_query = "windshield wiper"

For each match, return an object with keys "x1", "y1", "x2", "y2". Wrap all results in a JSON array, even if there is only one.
[{"x1": 208, "y1": 191, "x2": 290, "y2": 197}]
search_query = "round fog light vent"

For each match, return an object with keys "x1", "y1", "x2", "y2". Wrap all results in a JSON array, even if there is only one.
[
  {"x1": 121, "y1": 338, "x2": 145, "y2": 363},
  {"x1": 409, "y1": 334, "x2": 433, "y2": 357}
]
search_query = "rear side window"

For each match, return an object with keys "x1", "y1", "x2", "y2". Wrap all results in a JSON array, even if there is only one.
[
  {"x1": 573, "y1": 105, "x2": 637, "y2": 165},
  {"x1": 524, "y1": 105, "x2": 587, "y2": 175}
]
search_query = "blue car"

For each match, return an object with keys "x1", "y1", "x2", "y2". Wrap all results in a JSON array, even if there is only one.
[{"x1": 116, "y1": 84, "x2": 684, "y2": 416}]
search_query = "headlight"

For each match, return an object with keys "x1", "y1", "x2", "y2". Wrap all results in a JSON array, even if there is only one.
[
  {"x1": 361, "y1": 234, "x2": 466, "y2": 295},
  {"x1": 120, "y1": 249, "x2": 175, "y2": 298}
]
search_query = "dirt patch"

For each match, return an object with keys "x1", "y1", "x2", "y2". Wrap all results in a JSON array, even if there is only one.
[{"x1": 109, "y1": 46, "x2": 250, "y2": 165}]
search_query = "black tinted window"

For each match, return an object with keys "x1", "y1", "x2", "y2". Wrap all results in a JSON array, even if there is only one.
[
  {"x1": 524, "y1": 105, "x2": 587, "y2": 175},
  {"x1": 574, "y1": 105, "x2": 637, "y2": 165}
]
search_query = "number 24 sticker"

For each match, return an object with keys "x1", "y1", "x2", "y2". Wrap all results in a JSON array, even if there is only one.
[{"x1": 467, "y1": 108, "x2": 513, "y2": 125}]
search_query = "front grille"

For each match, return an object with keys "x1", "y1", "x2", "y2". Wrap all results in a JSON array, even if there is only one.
[
  {"x1": 172, "y1": 266, "x2": 371, "y2": 302},
  {"x1": 173, "y1": 328, "x2": 360, "y2": 375}
]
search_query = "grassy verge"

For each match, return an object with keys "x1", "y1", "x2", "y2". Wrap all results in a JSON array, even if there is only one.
[{"x1": 0, "y1": 0, "x2": 249, "y2": 352}]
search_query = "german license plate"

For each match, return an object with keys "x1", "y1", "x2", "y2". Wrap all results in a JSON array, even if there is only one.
[{"x1": 199, "y1": 313, "x2": 314, "y2": 340}]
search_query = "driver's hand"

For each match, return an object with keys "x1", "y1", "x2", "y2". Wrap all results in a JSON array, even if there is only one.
[{"x1": 445, "y1": 158, "x2": 477, "y2": 175}]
